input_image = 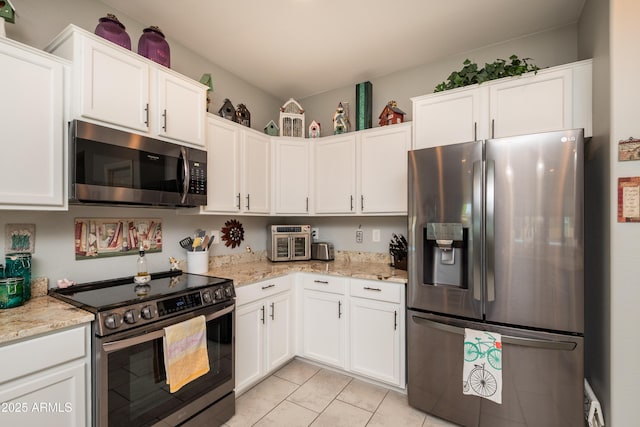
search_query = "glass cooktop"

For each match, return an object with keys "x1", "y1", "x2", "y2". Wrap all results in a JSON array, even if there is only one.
[{"x1": 50, "y1": 271, "x2": 232, "y2": 312}]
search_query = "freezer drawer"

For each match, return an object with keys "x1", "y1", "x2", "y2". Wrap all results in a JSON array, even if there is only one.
[{"x1": 407, "y1": 310, "x2": 583, "y2": 427}]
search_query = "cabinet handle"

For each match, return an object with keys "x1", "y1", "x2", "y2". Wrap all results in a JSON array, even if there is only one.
[
  {"x1": 313, "y1": 280, "x2": 329, "y2": 284},
  {"x1": 236, "y1": 193, "x2": 241, "y2": 210},
  {"x1": 361, "y1": 195, "x2": 364, "y2": 211},
  {"x1": 261, "y1": 305, "x2": 265, "y2": 324},
  {"x1": 246, "y1": 194, "x2": 250, "y2": 210},
  {"x1": 350, "y1": 195, "x2": 354, "y2": 211},
  {"x1": 491, "y1": 119, "x2": 495, "y2": 139},
  {"x1": 261, "y1": 284, "x2": 275, "y2": 290},
  {"x1": 363, "y1": 286, "x2": 381, "y2": 292},
  {"x1": 338, "y1": 300, "x2": 342, "y2": 319},
  {"x1": 394, "y1": 310, "x2": 397, "y2": 330},
  {"x1": 162, "y1": 109, "x2": 167, "y2": 131},
  {"x1": 306, "y1": 197, "x2": 309, "y2": 212},
  {"x1": 270, "y1": 302, "x2": 275, "y2": 320},
  {"x1": 144, "y1": 103, "x2": 149, "y2": 126},
  {"x1": 473, "y1": 121, "x2": 477, "y2": 141}
]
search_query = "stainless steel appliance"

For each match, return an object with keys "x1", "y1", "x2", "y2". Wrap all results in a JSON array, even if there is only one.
[
  {"x1": 267, "y1": 225, "x2": 311, "y2": 261},
  {"x1": 69, "y1": 120, "x2": 207, "y2": 207},
  {"x1": 311, "y1": 242, "x2": 334, "y2": 261},
  {"x1": 51, "y1": 271, "x2": 235, "y2": 427},
  {"x1": 407, "y1": 129, "x2": 584, "y2": 427}
]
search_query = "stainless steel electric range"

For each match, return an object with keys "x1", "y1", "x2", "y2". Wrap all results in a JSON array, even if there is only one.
[{"x1": 51, "y1": 270, "x2": 236, "y2": 427}]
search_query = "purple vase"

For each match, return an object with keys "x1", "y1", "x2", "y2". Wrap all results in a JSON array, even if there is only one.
[
  {"x1": 138, "y1": 26, "x2": 170, "y2": 68},
  {"x1": 94, "y1": 14, "x2": 131, "y2": 50}
]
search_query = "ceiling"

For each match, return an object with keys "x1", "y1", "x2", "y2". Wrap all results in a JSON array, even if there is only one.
[{"x1": 101, "y1": 0, "x2": 585, "y2": 100}]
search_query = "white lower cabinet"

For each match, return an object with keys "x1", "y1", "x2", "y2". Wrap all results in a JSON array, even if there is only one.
[
  {"x1": 349, "y1": 279, "x2": 405, "y2": 387},
  {"x1": 235, "y1": 277, "x2": 294, "y2": 394},
  {"x1": 0, "y1": 324, "x2": 91, "y2": 427}
]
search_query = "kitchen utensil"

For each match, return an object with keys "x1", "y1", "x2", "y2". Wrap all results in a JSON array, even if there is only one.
[
  {"x1": 179, "y1": 236, "x2": 193, "y2": 250},
  {"x1": 201, "y1": 236, "x2": 210, "y2": 251},
  {"x1": 206, "y1": 234, "x2": 215, "y2": 251}
]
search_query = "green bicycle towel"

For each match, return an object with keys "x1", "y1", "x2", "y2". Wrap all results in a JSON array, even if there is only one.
[{"x1": 463, "y1": 328, "x2": 503, "y2": 404}]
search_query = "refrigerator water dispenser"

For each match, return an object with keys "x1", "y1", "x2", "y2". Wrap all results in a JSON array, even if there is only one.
[{"x1": 423, "y1": 223, "x2": 467, "y2": 287}]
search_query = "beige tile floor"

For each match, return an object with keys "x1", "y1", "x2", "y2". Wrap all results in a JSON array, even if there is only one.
[{"x1": 224, "y1": 358, "x2": 458, "y2": 427}]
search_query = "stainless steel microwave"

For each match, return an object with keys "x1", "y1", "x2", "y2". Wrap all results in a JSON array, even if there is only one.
[
  {"x1": 69, "y1": 120, "x2": 207, "y2": 207},
  {"x1": 267, "y1": 225, "x2": 311, "y2": 262}
]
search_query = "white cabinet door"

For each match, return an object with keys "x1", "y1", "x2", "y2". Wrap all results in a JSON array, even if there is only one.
[
  {"x1": 412, "y1": 87, "x2": 488, "y2": 149},
  {"x1": 273, "y1": 138, "x2": 311, "y2": 214},
  {"x1": 155, "y1": 70, "x2": 206, "y2": 146},
  {"x1": 81, "y1": 36, "x2": 150, "y2": 132},
  {"x1": 489, "y1": 68, "x2": 572, "y2": 138},
  {"x1": 314, "y1": 135, "x2": 356, "y2": 214},
  {"x1": 235, "y1": 299, "x2": 265, "y2": 393},
  {"x1": 242, "y1": 130, "x2": 271, "y2": 214},
  {"x1": 0, "y1": 361, "x2": 86, "y2": 427},
  {"x1": 0, "y1": 39, "x2": 67, "y2": 210},
  {"x1": 349, "y1": 297, "x2": 401, "y2": 386},
  {"x1": 358, "y1": 123, "x2": 411, "y2": 214},
  {"x1": 302, "y1": 289, "x2": 346, "y2": 368},
  {"x1": 204, "y1": 116, "x2": 241, "y2": 212},
  {"x1": 265, "y1": 291, "x2": 294, "y2": 371}
]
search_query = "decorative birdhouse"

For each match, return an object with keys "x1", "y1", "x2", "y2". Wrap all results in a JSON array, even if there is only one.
[
  {"x1": 279, "y1": 98, "x2": 305, "y2": 138},
  {"x1": 264, "y1": 120, "x2": 279, "y2": 136},
  {"x1": 199, "y1": 73, "x2": 213, "y2": 112},
  {"x1": 333, "y1": 102, "x2": 350, "y2": 135},
  {"x1": 0, "y1": 0, "x2": 16, "y2": 24},
  {"x1": 218, "y1": 98, "x2": 237, "y2": 122},
  {"x1": 308, "y1": 120, "x2": 321, "y2": 138},
  {"x1": 235, "y1": 103, "x2": 251, "y2": 127},
  {"x1": 378, "y1": 100, "x2": 406, "y2": 126}
]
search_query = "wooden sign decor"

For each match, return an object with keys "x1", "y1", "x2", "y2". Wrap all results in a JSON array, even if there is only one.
[
  {"x1": 74, "y1": 218, "x2": 162, "y2": 259},
  {"x1": 618, "y1": 137, "x2": 640, "y2": 161},
  {"x1": 618, "y1": 177, "x2": 640, "y2": 222}
]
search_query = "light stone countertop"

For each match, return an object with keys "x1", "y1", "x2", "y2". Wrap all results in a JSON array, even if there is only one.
[
  {"x1": 205, "y1": 251, "x2": 408, "y2": 287},
  {"x1": 0, "y1": 277, "x2": 94, "y2": 345}
]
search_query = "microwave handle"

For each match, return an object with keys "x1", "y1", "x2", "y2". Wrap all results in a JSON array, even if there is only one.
[{"x1": 180, "y1": 146, "x2": 190, "y2": 204}]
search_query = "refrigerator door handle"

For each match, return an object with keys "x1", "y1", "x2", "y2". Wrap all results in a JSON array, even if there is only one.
[
  {"x1": 411, "y1": 316, "x2": 577, "y2": 351},
  {"x1": 486, "y1": 159, "x2": 496, "y2": 302},
  {"x1": 472, "y1": 160, "x2": 482, "y2": 301}
]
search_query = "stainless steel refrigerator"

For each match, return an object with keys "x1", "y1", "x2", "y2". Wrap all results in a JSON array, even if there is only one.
[{"x1": 407, "y1": 129, "x2": 584, "y2": 427}]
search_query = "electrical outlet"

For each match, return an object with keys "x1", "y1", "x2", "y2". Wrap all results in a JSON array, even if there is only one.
[
  {"x1": 312, "y1": 227, "x2": 319, "y2": 241},
  {"x1": 211, "y1": 230, "x2": 220, "y2": 244},
  {"x1": 356, "y1": 229, "x2": 364, "y2": 243},
  {"x1": 372, "y1": 229, "x2": 380, "y2": 242}
]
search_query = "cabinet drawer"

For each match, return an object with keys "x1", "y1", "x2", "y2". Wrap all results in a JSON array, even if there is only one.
[
  {"x1": 236, "y1": 277, "x2": 292, "y2": 306},
  {"x1": 350, "y1": 279, "x2": 402, "y2": 303},
  {"x1": 0, "y1": 325, "x2": 87, "y2": 383},
  {"x1": 302, "y1": 274, "x2": 347, "y2": 294}
]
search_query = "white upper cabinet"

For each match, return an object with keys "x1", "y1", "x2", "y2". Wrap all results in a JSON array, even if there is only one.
[
  {"x1": 358, "y1": 123, "x2": 411, "y2": 214},
  {"x1": 314, "y1": 134, "x2": 357, "y2": 214},
  {"x1": 412, "y1": 60, "x2": 592, "y2": 149},
  {"x1": 46, "y1": 25, "x2": 206, "y2": 147},
  {"x1": 273, "y1": 138, "x2": 311, "y2": 215},
  {"x1": 204, "y1": 115, "x2": 270, "y2": 214},
  {"x1": 0, "y1": 37, "x2": 68, "y2": 210}
]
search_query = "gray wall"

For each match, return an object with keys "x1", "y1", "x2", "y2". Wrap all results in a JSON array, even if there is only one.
[
  {"x1": 578, "y1": 0, "x2": 611, "y2": 422},
  {"x1": 299, "y1": 25, "x2": 578, "y2": 136}
]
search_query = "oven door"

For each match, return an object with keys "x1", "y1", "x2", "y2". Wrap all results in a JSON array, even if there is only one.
[
  {"x1": 290, "y1": 234, "x2": 310, "y2": 260},
  {"x1": 95, "y1": 303, "x2": 234, "y2": 427}
]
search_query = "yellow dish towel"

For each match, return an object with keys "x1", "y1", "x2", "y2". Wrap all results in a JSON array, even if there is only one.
[{"x1": 163, "y1": 315, "x2": 210, "y2": 393}]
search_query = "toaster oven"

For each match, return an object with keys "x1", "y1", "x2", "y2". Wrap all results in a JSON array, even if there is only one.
[{"x1": 267, "y1": 225, "x2": 311, "y2": 262}]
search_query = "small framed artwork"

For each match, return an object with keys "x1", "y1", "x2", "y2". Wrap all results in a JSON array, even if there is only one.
[
  {"x1": 618, "y1": 177, "x2": 640, "y2": 222},
  {"x1": 5, "y1": 224, "x2": 36, "y2": 254},
  {"x1": 618, "y1": 137, "x2": 640, "y2": 161}
]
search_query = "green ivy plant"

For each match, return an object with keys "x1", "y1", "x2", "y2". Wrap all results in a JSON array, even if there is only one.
[{"x1": 434, "y1": 55, "x2": 539, "y2": 92}]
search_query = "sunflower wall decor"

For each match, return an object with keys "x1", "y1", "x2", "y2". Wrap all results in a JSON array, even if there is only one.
[{"x1": 221, "y1": 219, "x2": 244, "y2": 248}]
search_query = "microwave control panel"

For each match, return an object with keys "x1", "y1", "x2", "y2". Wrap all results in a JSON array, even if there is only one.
[{"x1": 189, "y1": 160, "x2": 207, "y2": 195}]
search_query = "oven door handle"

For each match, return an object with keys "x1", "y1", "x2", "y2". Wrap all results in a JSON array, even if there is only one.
[{"x1": 102, "y1": 304, "x2": 234, "y2": 354}]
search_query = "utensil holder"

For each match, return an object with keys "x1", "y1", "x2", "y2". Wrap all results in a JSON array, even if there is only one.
[{"x1": 186, "y1": 251, "x2": 209, "y2": 274}]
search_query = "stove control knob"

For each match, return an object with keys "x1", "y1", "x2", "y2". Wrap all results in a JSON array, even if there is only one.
[
  {"x1": 214, "y1": 288, "x2": 224, "y2": 300},
  {"x1": 202, "y1": 291, "x2": 212, "y2": 304},
  {"x1": 104, "y1": 313, "x2": 123, "y2": 330},
  {"x1": 124, "y1": 309, "x2": 141, "y2": 324},
  {"x1": 141, "y1": 305, "x2": 156, "y2": 320},
  {"x1": 224, "y1": 286, "x2": 234, "y2": 297}
]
